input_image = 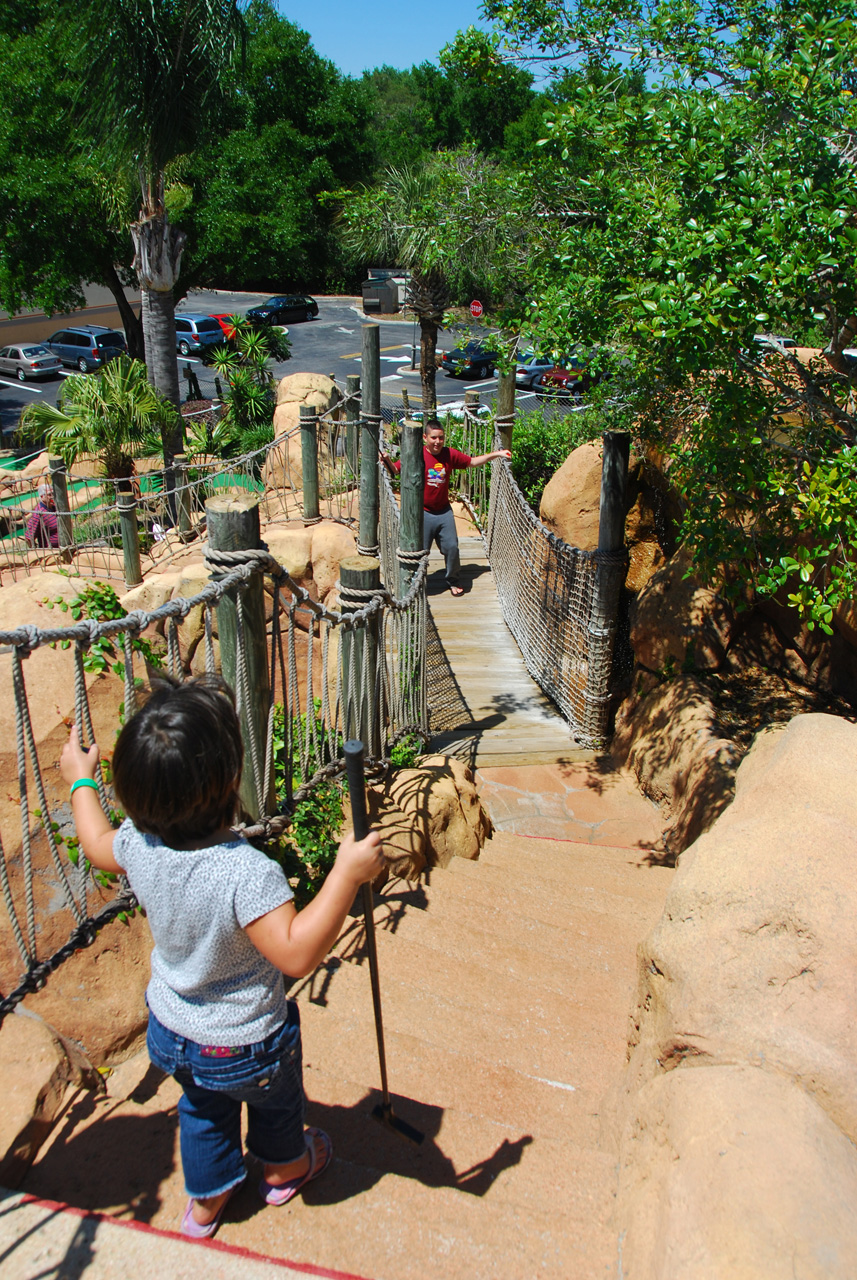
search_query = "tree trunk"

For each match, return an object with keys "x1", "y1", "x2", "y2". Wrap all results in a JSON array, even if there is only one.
[
  {"x1": 419, "y1": 316, "x2": 438, "y2": 416},
  {"x1": 101, "y1": 261, "x2": 145, "y2": 360},
  {"x1": 131, "y1": 210, "x2": 186, "y2": 461}
]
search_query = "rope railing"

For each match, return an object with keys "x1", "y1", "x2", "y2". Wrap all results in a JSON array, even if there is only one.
[{"x1": 0, "y1": 532, "x2": 428, "y2": 1025}]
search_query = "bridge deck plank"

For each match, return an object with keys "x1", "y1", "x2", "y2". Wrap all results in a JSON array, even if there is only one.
[{"x1": 425, "y1": 538, "x2": 593, "y2": 769}]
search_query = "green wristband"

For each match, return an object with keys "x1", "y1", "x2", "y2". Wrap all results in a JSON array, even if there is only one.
[{"x1": 70, "y1": 778, "x2": 99, "y2": 798}]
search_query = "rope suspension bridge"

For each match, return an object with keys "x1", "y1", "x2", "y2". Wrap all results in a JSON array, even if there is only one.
[{"x1": 0, "y1": 324, "x2": 629, "y2": 1025}]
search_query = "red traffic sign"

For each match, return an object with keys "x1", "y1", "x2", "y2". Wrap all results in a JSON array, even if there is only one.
[{"x1": 469, "y1": 299, "x2": 484, "y2": 318}]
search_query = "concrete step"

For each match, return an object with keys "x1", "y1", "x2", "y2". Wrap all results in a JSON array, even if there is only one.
[{"x1": 461, "y1": 833, "x2": 673, "y2": 899}]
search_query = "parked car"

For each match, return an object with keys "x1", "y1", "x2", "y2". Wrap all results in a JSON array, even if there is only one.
[
  {"x1": 210, "y1": 314, "x2": 238, "y2": 340},
  {"x1": 0, "y1": 343, "x2": 62, "y2": 381},
  {"x1": 175, "y1": 313, "x2": 225, "y2": 356},
  {"x1": 536, "y1": 348, "x2": 608, "y2": 396},
  {"x1": 441, "y1": 341, "x2": 500, "y2": 379},
  {"x1": 515, "y1": 347, "x2": 559, "y2": 390},
  {"x1": 409, "y1": 401, "x2": 492, "y2": 423},
  {"x1": 753, "y1": 333, "x2": 797, "y2": 352},
  {"x1": 46, "y1": 326, "x2": 127, "y2": 372},
  {"x1": 245, "y1": 295, "x2": 318, "y2": 325}
]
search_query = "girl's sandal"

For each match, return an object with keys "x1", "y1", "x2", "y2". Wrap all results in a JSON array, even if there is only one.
[
  {"x1": 181, "y1": 1186, "x2": 236, "y2": 1239},
  {"x1": 259, "y1": 1126, "x2": 333, "y2": 1206}
]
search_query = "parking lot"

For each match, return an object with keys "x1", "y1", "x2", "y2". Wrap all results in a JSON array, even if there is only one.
[{"x1": 0, "y1": 290, "x2": 530, "y2": 444}]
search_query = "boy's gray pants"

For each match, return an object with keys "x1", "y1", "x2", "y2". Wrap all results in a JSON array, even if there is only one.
[{"x1": 423, "y1": 507, "x2": 460, "y2": 585}]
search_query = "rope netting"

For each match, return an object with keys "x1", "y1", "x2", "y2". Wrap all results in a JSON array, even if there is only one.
[
  {"x1": 0, "y1": 536, "x2": 427, "y2": 1025},
  {"x1": 447, "y1": 403, "x2": 625, "y2": 749},
  {"x1": 0, "y1": 388, "x2": 371, "y2": 585}
]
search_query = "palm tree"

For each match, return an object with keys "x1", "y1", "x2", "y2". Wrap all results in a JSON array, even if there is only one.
[
  {"x1": 341, "y1": 166, "x2": 451, "y2": 416},
  {"x1": 80, "y1": 0, "x2": 245, "y2": 460},
  {"x1": 19, "y1": 356, "x2": 178, "y2": 481}
]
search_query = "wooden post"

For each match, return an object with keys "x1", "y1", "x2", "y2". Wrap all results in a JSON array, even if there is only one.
[
  {"x1": 496, "y1": 369, "x2": 516, "y2": 453},
  {"x1": 359, "y1": 325, "x2": 381, "y2": 556},
  {"x1": 117, "y1": 490, "x2": 143, "y2": 587},
  {"x1": 174, "y1": 452, "x2": 192, "y2": 540},
  {"x1": 48, "y1": 456, "x2": 72, "y2": 559},
  {"x1": 398, "y1": 421, "x2": 424, "y2": 596},
  {"x1": 582, "y1": 431, "x2": 630, "y2": 744},
  {"x1": 300, "y1": 403, "x2": 320, "y2": 522},
  {"x1": 346, "y1": 374, "x2": 360, "y2": 479},
  {"x1": 339, "y1": 556, "x2": 382, "y2": 759},
  {"x1": 205, "y1": 493, "x2": 273, "y2": 820}
]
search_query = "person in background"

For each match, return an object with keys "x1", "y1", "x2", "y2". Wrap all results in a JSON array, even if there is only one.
[
  {"x1": 26, "y1": 483, "x2": 59, "y2": 548},
  {"x1": 381, "y1": 419, "x2": 511, "y2": 596}
]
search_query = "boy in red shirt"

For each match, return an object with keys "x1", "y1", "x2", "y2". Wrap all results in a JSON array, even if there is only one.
[{"x1": 382, "y1": 420, "x2": 511, "y2": 596}]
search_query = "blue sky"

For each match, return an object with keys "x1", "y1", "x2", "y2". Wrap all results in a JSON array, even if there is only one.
[{"x1": 276, "y1": 1, "x2": 490, "y2": 77}]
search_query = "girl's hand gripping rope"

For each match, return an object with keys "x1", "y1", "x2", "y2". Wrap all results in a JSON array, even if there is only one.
[{"x1": 60, "y1": 724, "x2": 99, "y2": 787}]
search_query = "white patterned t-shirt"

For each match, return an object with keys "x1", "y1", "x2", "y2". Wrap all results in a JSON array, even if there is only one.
[{"x1": 114, "y1": 820, "x2": 293, "y2": 1045}]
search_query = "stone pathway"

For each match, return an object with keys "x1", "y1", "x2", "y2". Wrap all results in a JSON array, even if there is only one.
[{"x1": 12, "y1": 762, "x2": 672, "y2": 1280}]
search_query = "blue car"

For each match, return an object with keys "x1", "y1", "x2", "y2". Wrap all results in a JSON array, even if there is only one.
[{"x1": 175, "y1": 314, "x2": 225, "y2": 356}]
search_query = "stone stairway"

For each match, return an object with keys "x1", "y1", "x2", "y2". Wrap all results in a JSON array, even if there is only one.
[{"x1": 18, "y1": 804, "x2": 673, "y2": 1280}]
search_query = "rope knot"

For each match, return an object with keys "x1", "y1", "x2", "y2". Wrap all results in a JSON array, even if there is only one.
[{"x1": 15, "y1": 623, "x2": 41, "y2": 655}]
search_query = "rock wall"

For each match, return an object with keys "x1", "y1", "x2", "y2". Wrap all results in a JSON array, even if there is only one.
[{"x1": 610, "y1": 713, "x2": 857, "y2": 1278}]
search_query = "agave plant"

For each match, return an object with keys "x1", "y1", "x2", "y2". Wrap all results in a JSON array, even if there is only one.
[{"x1": 19, "y1": 356, "x2": 177, "y2": 479}]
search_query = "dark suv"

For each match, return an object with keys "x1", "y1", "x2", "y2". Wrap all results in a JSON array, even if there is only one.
[
  {"x1": 46, "y1": 326, "x2": 127, "y2": 372},
  {"x1": 441, "y1": 341, "x2": 500, "y2": 379},
  {"x1": 245, "y1": 295, "x2": 318, "y2": 325}
]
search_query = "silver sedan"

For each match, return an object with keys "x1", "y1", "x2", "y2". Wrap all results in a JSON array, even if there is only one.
[{"x1": 0, "y1": 344, "x2": 62, "y2": 381}]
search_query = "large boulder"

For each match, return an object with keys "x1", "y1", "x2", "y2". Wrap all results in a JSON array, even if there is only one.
[
  {"x1": 631, "y1": 545, "x2": 737, "y2": 673},
  {"x1": 539, "y1": 439, "x2": 602, "y2": 550},
  {"x1": 385, "y1": 754, "x2": 493, "y2": 867},
  {"x1": 611, "y1": 712, "x2": 857, "y2": 1279},
  {"x1": 0, "y1": 1012, "x2": 99, "y2": 1186},
  {"x1": 264, "y1": 373, "x2": 342, "y2": 492},
  {"x1": 311, "y1": 523, "x2": 358, "y2": 601},
  {"x1": 612, "y1": 674, "x2": 741, "y2": 854}
]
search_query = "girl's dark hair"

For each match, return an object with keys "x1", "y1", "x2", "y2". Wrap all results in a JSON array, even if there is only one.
[{"x1": 112, "y1": 675, "x2": 243, "y2": 847}]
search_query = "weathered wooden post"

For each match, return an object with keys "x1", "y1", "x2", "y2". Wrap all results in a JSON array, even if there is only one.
[
  {"x1": 582, "y1": 431, "x2": 630, "y2": 744},
  {"x1": 398, "y1": 421, "x2": 424, "y2": 597},
  {"x1": 48, "y1": 456, "x2": 72, "y2": 560},
  {"x1": 495, "y1": 369, "x2": 516, "y2": 453},
  {"x1": 173, "y1": 452, "x2": 192, "y2": 540},
  {"x1": 117, "y1": 484, "x2": 143, "y2": 587},
  {"x1": 300, "y1": 403, "x2": 320, "y2": 523},
  {"x1": 205, "y1": 492, "x2": 274, "y2": 820},
  {"x1": 339, "y1": 555, "x2": 382, "y2": 759},
  {"x1": 359, "y1": 325, "x2": 381, "y2": 557},
  {"x1": 345, "y1": 374, "x2": 360, "y2": 479}
]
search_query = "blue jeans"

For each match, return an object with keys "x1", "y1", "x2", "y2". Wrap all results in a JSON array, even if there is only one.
[
  {"x1": 423, "y1": 506, "x2": 461, "y2": 585},
  {"x1": 147, "y1": 1004, "x2": 306, "y2": 1199}
]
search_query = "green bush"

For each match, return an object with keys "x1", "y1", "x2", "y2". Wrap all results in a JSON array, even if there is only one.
[{"x1": 509, "y1": 406, "x2": 603, "y2": 512}]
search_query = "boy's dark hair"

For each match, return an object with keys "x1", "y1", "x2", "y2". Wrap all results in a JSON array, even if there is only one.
[
  {"x1": 112, "y1": 675, "x2": 243, "y2": 847},
  {"x1": 424, "y1": 419, "x2": 444, "y2": 434}
]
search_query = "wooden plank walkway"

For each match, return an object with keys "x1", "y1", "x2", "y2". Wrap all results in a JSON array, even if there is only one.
[{"x1": 426, "y1": 535, "x2": 594, "y2": 768}]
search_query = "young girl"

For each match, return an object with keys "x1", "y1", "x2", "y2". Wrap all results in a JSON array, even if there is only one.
[{"x1": 60, "y1": 676, "x2": 384, "y2": 1239}]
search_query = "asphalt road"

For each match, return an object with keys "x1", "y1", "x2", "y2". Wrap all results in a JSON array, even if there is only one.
[{"x1": 0, "y1": 291, "x2": 512, "y2": 443}]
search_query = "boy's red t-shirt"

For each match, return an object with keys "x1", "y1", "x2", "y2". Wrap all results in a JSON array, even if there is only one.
[{"x1": 392, "y1": 445, "x2": 472, "y2": 513}]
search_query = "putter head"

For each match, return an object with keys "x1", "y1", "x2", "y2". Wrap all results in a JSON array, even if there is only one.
[{"x1": 372, "y1": 1101, "x2": 425, "y2": 1146}]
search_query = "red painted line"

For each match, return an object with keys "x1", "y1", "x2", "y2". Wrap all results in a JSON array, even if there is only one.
[
  {"x1": 18, "y1": 1194, "x2": 378, "y2": 1280},
  {"x1": 506, "y1": 831, "x2": 660, "y2": 855}
]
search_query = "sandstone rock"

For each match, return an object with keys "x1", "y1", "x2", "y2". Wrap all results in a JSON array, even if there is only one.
[
  {"x1": 539, "y1": 439, "x2": 602, "y2": 551},
  {"x1": 311, "y1": 523, "x2": 358, "y2": 601},
  {"x1": 617, "y1": 711, "x2": 857, "y2": 1144},
  {"x1": 617, "y1": 1065, "x2": 857, "y2": 1280},
  {"x1": 386, "y1": 755, "x2": 492, "y2": 868},
  {"x1": 612, "y1": 712, "x2": 857, "y2": 1277},
  {"x1": 631, "y1": 546, "x2": 736, "y2": 672},
  {"x1": 263, "y1": 526, "x2": 313, "y2": 582},
  {"x1": 612, "y1": 675, "x2": 741, "y2": 854},
  {"x1": 0, "y1": 1013, "x2": 91, "y2": 1186},
  {"x1": 264, "y1": 374, "x2": 342, "y2": 492},
  {"x1": 353, "y1": 789, "x2": 427, "y2": 881},
  {"x1": 0, "y1": 572, "x2": 110, "y2": 746}
]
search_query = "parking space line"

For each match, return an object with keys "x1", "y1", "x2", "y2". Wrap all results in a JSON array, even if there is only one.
[
  {"x1": 464, "y1": 379, "x2": 498, "y2": 391},
  {"x1": 0, "y1": 378, "x2": 43, "y2": 393},
  {"x1": 380, "y1": 374, "x2": 402, "y2": 382}
]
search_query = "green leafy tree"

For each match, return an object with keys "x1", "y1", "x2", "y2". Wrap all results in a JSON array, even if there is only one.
[
  {"x1": 19, "y1": 355, "x2": 177, "y2": 479},
  {"x1": 458, "y1": 0, "x2": 857, "y2": 631},
  {"x1": 0, "y1": 3, "x2": 144, "y2": 355}
]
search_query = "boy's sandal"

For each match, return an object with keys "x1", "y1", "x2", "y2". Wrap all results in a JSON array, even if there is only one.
[
  {"x1": 259, "y1": 1126, "x2": 333, "y2": 1206},
  {"x1": 180, "y1": 1186, "x2": 236, "y2": 1239}
]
